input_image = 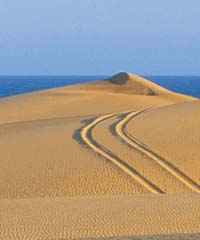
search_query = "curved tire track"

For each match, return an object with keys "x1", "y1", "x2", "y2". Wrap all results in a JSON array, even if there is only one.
[
  {"x1": 116, "y1": 109, "x2": 200, "y2": 193},
  {"x1": 80, "y1": 113, "x2": 164, "y2": 194}
]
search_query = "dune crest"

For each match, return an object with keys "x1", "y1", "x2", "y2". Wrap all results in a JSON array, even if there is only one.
[
  {"x1": 68, "y1": 72, "x2": 195, "y2": 102},
  {"x1": 70, "y1": 72, "x2": 164, "y2": 95},
  {"x1": 105, "y1": 72, "x2": 155, "y2": 95}
]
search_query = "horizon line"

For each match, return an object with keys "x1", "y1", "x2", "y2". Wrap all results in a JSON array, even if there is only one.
[{"x1": 1, "y1": 74, "x2": 200, "y2": 77}]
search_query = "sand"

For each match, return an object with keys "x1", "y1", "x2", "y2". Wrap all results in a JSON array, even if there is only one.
[{"x1": 0, "y1": 72, "x2": 199, "y2": 239}]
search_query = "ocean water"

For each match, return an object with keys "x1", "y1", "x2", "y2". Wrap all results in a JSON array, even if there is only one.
[{"x1": 0, "y1": 75, "x2": 199, "y2": 99}]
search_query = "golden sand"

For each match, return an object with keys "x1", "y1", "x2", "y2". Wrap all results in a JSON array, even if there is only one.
[{"x1": 0, "y1": 72, "x2": 199, "y2": 239}]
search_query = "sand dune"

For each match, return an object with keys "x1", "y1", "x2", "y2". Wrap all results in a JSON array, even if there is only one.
[
  {"x1": 0, "y1": 73, "x2": 199, "y2": 239},
  {"x1": 0, "y1": 72, "x2": 194, "y2": 124},
  {"x1": 68, "y1": 72, "x2": 189, "y2": 97}
]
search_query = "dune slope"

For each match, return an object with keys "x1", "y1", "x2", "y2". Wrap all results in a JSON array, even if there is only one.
[{"x1": 0, "y1": 72, "x2": 199, "y2": 239}]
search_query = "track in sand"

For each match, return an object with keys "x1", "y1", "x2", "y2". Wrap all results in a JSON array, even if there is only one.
[
  {"x1": 79, "y1": 108, "x2": 200, "y2": 194},
  {"x1": 80, "y1": 113, "x2": 164, "y2": 194},
  {"x1": 115, "y1": 109, "x2": 200, "y2": 193}
]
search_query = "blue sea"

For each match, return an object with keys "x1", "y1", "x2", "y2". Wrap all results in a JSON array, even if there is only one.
[{"x1": 0, "y1": 76, "x2": 199, "y2": 99}]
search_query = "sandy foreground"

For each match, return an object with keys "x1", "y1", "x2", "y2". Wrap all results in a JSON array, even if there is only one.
[{"x1": 0, "y1": 72, "x2": 200, "y2": 239}]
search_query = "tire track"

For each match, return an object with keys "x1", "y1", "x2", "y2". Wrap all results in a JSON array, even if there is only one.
[
  {"x1": 115, "y1": 109, "x2": 200, "y2": 193},
  {"x1": 80, "y1": 113, "x2": 164, "y2": 194}
]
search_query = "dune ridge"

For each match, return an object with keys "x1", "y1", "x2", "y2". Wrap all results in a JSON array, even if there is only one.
[{"x1": 67, "y1": 72, "x2": 177, "y2": 96}]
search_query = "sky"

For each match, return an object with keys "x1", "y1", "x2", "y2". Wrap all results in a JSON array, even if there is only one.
[{"x1": 0, "y1": 0, "x2": 200, "y2": 75}]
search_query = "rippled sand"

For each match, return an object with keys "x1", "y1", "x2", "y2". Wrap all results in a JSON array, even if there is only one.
[{"x1": 0, "y1": 73, "x2": 199, "y2": 239}]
